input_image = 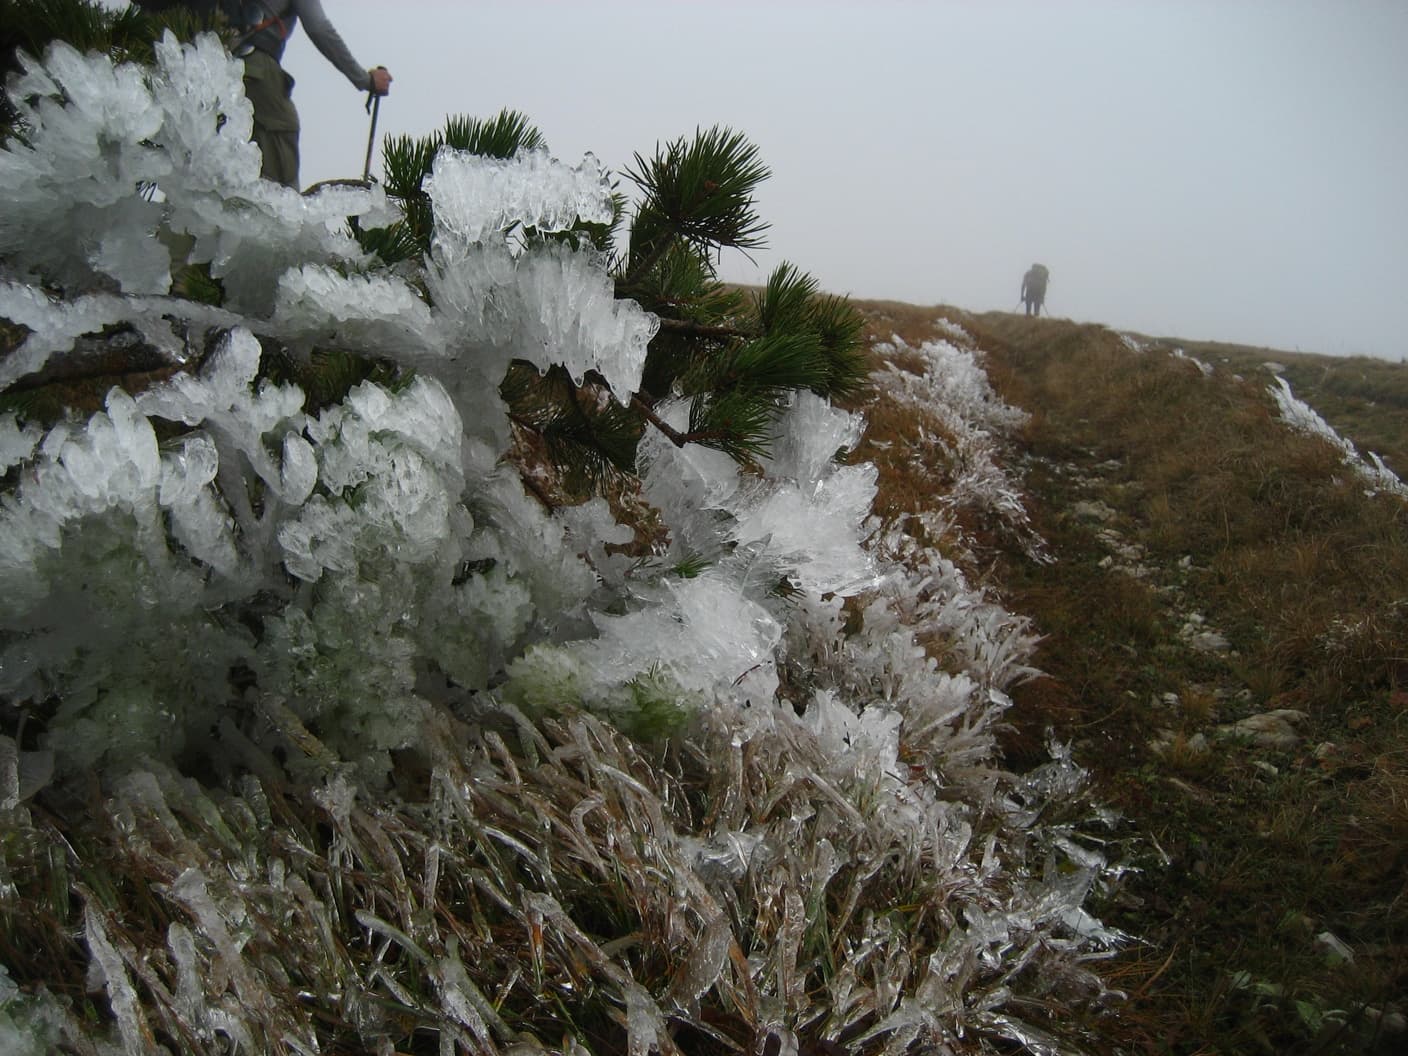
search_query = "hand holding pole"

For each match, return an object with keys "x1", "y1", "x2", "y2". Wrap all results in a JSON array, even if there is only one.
[{"x1": 362, "y1": 67, "x2": 390, "y2": 184}]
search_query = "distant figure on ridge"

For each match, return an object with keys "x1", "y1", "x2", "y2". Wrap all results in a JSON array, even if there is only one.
[
  {"x1": 140, "y1": 1, "x2": 393, "y2": 189},
  {"x1": 1020, "y1": 263, "x2": 1049, "y2": 317}
]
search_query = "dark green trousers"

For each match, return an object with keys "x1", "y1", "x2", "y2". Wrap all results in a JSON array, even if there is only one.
[{"x1": 242, "y1": 50, "x2": 300, "y2": 189}]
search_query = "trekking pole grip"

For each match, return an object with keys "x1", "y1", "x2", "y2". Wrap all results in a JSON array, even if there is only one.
[{"x1": 366, "y1": 65, "x2": 389, "y2": 108}]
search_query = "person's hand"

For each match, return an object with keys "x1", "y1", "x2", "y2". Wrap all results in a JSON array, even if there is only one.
[{"x1": 370, "y1": 66, "x2": 392, "y2": 95}]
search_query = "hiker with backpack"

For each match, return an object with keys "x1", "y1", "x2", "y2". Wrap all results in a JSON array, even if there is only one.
[
  {"x1": 142, "y1": 2, "x2": 393, "y2": 189},
  {"x1": 1020, "y1": 263, "x2": 1049, "y2": 317}
]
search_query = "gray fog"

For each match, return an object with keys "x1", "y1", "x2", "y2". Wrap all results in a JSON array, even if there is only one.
[{"x1": 127, "y1": 2, "x2": 1408, "y2": 359}]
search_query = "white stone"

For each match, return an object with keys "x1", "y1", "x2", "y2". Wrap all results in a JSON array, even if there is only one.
[{"x1": 1217, "y1": 709, "x2": 1309, "y2": 750}]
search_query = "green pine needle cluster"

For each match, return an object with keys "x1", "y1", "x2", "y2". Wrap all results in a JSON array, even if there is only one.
[
  {"x1": 622, "y1": 125, "x2": 771, "y2": 283},
  {"x1": 499, "y1": 362, "x2": 642, "y2": 493},
  {"x1": 348, "y1": 112, "x2": 868, "y2": 493},
  {"x1": 755, "y1": 263, "x2": 868, "y2": 401}
]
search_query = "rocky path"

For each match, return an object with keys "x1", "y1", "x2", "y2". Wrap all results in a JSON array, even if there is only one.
[{"x1": 1018, "y1": 445, "x2": 1315, "y2": 766}]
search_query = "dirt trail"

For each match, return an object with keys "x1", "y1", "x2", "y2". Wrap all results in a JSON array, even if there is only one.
[{"x1": 904, "y1": 309, "x2": 1407, "y2": 1054}]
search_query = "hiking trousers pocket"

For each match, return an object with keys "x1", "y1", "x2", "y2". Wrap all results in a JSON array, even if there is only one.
[
  {"x1": 242, "y1": 51, "x2": 299, "y2": 133},
  {"x1": 243, "y1": 51, "x2": 300, "y2": 187}
]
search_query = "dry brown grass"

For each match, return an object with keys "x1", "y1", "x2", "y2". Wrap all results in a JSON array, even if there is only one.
[
  {"x1": 846, "y1": 299, "x2": 972, "y2": 351},
  {"x1": 847, "y1": 389, "x2": 964, "y2": 532},
  {"x1": 845, "y1": 300, "x2": 1408, "y2": 1054}
]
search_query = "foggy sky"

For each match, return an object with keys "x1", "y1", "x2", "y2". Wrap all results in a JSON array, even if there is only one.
[{"x1": 133, "y1": 2, "x2": 1408, "y2": 360}]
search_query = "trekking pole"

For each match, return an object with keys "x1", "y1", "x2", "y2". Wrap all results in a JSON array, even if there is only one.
[{"x1": 362, "y1": 68, "x2": 387, "y2": 184}]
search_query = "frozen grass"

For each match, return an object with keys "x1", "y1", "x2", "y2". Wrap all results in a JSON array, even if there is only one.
[
  {"x1": 2, "y1": 691, "x2": 1121, "y2": 1054},
  {"x1": 11, "y1": 22, "x2": 1400, "y2": 1051},
  {"x1": 0, "y1": 483, "x2": 1123, "y2": 1056}
]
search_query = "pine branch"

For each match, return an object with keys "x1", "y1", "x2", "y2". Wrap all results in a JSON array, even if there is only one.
[
  {"x1": 443, "y1": 110, "x2": 546, "y2": 158},
  {"x1": 360, "y1": 110, "x2": 546, "y2": 262},
  {"x1": 630, "y1": 395, "x2": 733, "y2": 449},
  {"x1": 654, "y1": 317, "x2": 753, "y2": 340},
  {"x1": 689, "y1": 332, "x2": 826, "y2": 398},
  {"x1": 686, "y1": 388, "x2": 776, "y2": 462},
  {"x1": 622, "y1": 126, "x2": 770, "y2": 285},
  {"x1": 755, "y1": 262, "x2": 819, "y2": 334},
  {"x1": 500, "y1": 364, "x2": 641, "y2": 492},
  {"x1": 618, "y1": 211, "x2": 677, "y2": 291},
  {"x1": 753, "y1": 263, "x2": 868, "y2": 400}
]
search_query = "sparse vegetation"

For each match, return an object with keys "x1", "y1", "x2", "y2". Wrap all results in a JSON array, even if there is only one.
[{"x1": 1144, "y1": 336, "x2": 1408, "y2": 474}]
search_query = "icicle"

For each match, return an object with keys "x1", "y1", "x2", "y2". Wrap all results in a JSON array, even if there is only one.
[
  {"x1": 624, "y1": 982, "x2": 668, "y2": 1056},
  {"x1": 83, "y1": 904, "x2": 154, "y2": 1054},
  {"x1": 434, "y1": 938, "x2": 514, "y2": 1050},
  {"x1": 170, "y1": 868, "x2": 270, "y2": 1013}
]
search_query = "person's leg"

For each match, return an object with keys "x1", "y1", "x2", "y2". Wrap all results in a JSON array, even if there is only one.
[{"x1": 242, "y1": 51, "x2": 301, "y2": 189}]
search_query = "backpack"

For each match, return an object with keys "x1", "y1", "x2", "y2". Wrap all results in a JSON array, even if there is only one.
[
  {"x1": 137, "y1": 1, "x2": 291, "y2": 58},
  {"x1": 1025, "y1": 264, "x2": 1049, "y2": 297}
]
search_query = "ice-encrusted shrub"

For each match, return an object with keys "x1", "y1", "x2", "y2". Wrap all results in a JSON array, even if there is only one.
[
  {"x1": 0, "y1": 30, "x2": 1123, "y2": 1056},
  {"x1": 0, "y1": 33, "x2": 659, "y2": 779},
  {"x1": 0, "y1": 33, "x2": 394, "y2": 314},
  {"x1": 0, "y1": 385, "x2": 252, "y2": 772}
]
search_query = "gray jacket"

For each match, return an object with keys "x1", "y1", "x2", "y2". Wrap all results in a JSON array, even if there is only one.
[{"x1": 252, "y1": 0, "x2": 373, "y2": 92}]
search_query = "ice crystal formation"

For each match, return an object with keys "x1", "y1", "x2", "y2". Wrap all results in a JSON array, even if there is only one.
[
  {"x1": 0, "y1": 33, "x2": 1120, "y2": 1055},
  {"x1": 869, "y1": 334, "x2": 1048, "y2": 559},
  {"x1": 1269, "y1": 375, "x2": 1407, "y2": 499}
]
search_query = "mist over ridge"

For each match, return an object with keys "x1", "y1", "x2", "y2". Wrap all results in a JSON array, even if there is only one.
[{"x1": 277, "y1": 1, "x2": 1408, "y2": 362}]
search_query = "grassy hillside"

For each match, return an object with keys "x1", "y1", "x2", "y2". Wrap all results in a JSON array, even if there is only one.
[
  {"x1": 1127, "y1": 333, "x2": 1408, "y2": 478},
  {"x1": 848, "y1": 301, "x2": 1408, "y2": 1054}
]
